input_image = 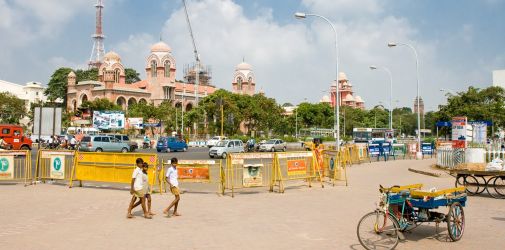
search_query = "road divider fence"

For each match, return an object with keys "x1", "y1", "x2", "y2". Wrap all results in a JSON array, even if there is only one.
[
  {"x1": 69, "y1": 152, "x2": 162, "y2": 192},
  {"x1": 160, "y1": 159, "x2": 223, "y2": 194},
  {"x1": 36, "y1": 150, "x2": 75, "y2": 183},
  {"x1": 0, "y1": 150, "x2": 32, "y2": 185},
  {"x1": 223, "y1": 152, "x2": 275, "y2": 197}
]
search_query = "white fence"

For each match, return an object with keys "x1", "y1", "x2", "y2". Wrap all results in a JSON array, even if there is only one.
[{"x1": 436, "y1": 148, "x2": 465, "y2": 169}]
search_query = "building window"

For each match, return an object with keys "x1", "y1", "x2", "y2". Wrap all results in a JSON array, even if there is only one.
[
  {"x1": 36, "y1": 92, "x2": 39, "y2": 96},
  {"x1": 164, "y1": 61, "x2": 170, "y2": 78},
  {"x1": 151, "y1": 60, "x2": 157, "y2": 78},
  {"x1": 163, "y1": 87, "x2": 170, "y2": 99},
  {"x1": 237, "y1": 77, "x2": 242, "y2": 90},
  {"x1": 114, "y1": 69, "x2": 120, "y2": 83}
]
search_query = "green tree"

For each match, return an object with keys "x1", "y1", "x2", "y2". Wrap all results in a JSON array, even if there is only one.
[
  {"x1": 81, "y1": 98, "x2": 122, "y2": 112},
  {"x1": 125, "y1": 68, "x2": 141, "y2": 84},
  {"x1": 45, "y1": 67, "x2": 73, "y2": 103},
  {"x1": 0, "y1": 92, "x2": 27, "y2": 124},
  {"x1": 75, "y1": 68, "x2": 98, "y2": 82}
]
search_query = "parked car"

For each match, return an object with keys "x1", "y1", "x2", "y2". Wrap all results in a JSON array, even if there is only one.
[
  {"x1": 79, "y1": 135, "x2": 130, "y2": 153},
  {"x1": 106, "y1": 134, "x2": 138, "y2": 152},
  {"x1": 259, "y1": 139, "x2": 287, "y2": 152},
  {"x1": 255, "y1": 140, "x2": 267, "y2": 151},
  {"x1": 206, "y1": 136, "x2": 227, "y2": 148},
  {"x1": 156, "y1": 136, "x2": 188, "y2": 153},
  {"x1": 0, "y1": 124, "x2": 32, "y2": 150},
  {"x1": 209, "y1": 139, "x2": 244, "y2": 159}
]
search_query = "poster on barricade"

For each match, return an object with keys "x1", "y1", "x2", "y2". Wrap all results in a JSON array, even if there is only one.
[
  {"x1": 178, "y1": 166, "x2": 210, "y2": 181},
  {"x1": 287, "y1": 159, "x2": 307, "y2": 176},
  {"x1": 243, "y1": 164, "x2": 263, "y2": 187},
  {"x1": 50, "y1": 155, "x2": 65, "y2": 179},
  {"x1": 0, "y1": 156, "x2": 14, "y2": 179}
]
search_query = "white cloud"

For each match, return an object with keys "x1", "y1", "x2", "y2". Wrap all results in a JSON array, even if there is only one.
[{"x1": 301, "y1": 0, "x2": 384, "y2": 18}]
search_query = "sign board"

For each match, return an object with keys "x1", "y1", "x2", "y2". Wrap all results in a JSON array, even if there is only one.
[
  {"x1": 50, "y1": 155, "x2": 65, "y2": 179},
  {"x1": 33, "y1": 107, "x2": 62, "y2": 138},
  {"x1": 243, "y1": 164, "x2": 263, "y2": 187},
  {"x1": 368, "y1": 144, "x2": 380, "y2": 156},
  {"x1": 451, "y1": 116, "x2": 467, "y2": 148},
  {"x1": 0, "y1": 156, "x2": 14, "y2": 179},
  {"x1": 472, "y1": 123, "x2": 487, "y2": 144},
  {"x1": 177, "y1": 166, "x2": 210, "y2": 181},
  {"x1": 382, "y1": 143, "x2": 391, "y2": 155},
  {"x1": 127, "y1": 118, "x2": 144, "y2": 129},
  {"x1": 421, "y1": 143, "x2": 433, "y2": 155},
  {"x1": 287, "y1": 159, "x2": 307, "y2": 176},
  {"x1": 93, "y1": 111, "x2": 125, "y2": 130}
]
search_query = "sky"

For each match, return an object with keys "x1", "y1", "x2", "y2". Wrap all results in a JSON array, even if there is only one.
[{"x1": 1, "y1": 0, "x2": 504, "y2": 111}]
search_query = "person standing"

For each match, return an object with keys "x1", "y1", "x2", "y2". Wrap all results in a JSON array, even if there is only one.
[
  {"x1": 163, "y1": 157, "x2": 181, "y2": 217},
  {"x1": 127, "y1": 158, "x2": 152, "y2": 219}
]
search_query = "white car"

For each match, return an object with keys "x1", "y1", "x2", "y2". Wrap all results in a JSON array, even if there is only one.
[
  {"x1": 206, "y1": 136, "x2": 227, "y2": 148},
  {"x1": 209, "y1": 139, "x2": 244, "y2": 159},
  {"x1": 259, "y1": 139, "x2": 287, "y2": 152}
]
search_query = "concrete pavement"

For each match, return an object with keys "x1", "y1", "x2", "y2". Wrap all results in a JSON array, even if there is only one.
[{"x1": 1, "y1": 158, "x2": 504, "y2": 249}]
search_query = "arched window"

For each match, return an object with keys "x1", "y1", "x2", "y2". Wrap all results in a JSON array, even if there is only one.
[
  {"x1": 114, "y1": 69, "x2": 120, "y2": 83},
  {"x1": 151, "y1": 60, "x2": 157, "y2": 78},
  {"x1": 164, "y1": 61, "x2": 171, "y2": 78},
  {"x1": 248, "y1": 77, "x2": 253, "y2": 83},
  {"x1": 237, "y1": 77, "x2": 243, "y2": 90},
  {"x1": 102, "y1": 69, "x2": 106, "y2": 81}
]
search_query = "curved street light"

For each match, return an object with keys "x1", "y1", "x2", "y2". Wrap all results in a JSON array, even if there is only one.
[
  {"x1": 295, "y1": 12, "x2": 340, "y2": 151},
  {"x1": 388, "y1": 42, "x2": 422, "y2": 159}
]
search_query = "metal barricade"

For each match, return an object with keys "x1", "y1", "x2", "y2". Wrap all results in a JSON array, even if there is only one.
[
  {"x1": 272, "y1": 151, "x2": 323, "y2": 193},
  {"x1": 160, "y1": 159, "x2": 223, "y2": 194},
  {"x1": 69, "y1": 152, "x2": 161, "y2": 193},
  {"x1": 0, "y1": 150, "x2": 32, "y2": 185},
  {"x1": 36, "y1": 150, "x2": 75, "y2": 182},
  {"x1": 223, "y1": 152, "x2": 275, "y2": 197},
  {"x1": 321, "y1": 150, "x2": 348, "y2": 186},
  {"x1": 392, "y1": 143, "x2": 406, "y2": 160}
]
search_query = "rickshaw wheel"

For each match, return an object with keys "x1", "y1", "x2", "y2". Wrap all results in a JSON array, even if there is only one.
[
  {"x1": 447, "y1": 202, "x2": 465, "y2": 241},
  {"x1": 454, "y1": 175, "x2": 465, "y2": 188},
  {"x1": 463, "y1": 175, "x2": 479, "y2": 195},
  {"x1": 492, "y1": 176, "x2": 505, "y2": 198},
  {"x1": 476, "y1": 176, "x2": 487, "y2": 194}
]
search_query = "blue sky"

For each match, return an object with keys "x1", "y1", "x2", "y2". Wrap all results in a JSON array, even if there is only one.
[{"x1": 1, "y1": 0, "x2": 504, "y2": 110}]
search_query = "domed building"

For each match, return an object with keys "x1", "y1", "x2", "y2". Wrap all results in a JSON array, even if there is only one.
[
  {"x1": 66, "y1": 41, "x2": 216, "y2": 113},
  {"x1": 231, "y1": 60, "x2": 256, "y2": 96},
  {"x1": 323, "y1": 72, "x2": 365, "y2": 110}
]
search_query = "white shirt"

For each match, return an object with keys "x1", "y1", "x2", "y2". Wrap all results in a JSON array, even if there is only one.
[
  {"x1": 70, "y1": 138, "x2": 77, "y2": 144},
  {"x1": 166, "y1": 166, "x2": 179, "y2": 187},
  {"x1": 132, "y1": 167, "x2": 145, "y2": 191}
]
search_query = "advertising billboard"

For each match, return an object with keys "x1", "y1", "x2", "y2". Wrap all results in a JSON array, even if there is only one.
[
  {"x1": 126, "y1": 118, "x2": 144, "y2": 129},
  {"x1": 451, "y1": 116, "x2": 467, "y2": 148},
  {"x1": 93, "y1": 111, "x2": 125, "y2": 130}
]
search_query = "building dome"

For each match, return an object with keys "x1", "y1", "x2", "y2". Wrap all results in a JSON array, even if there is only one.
[
  {"x1": 236, "y1": 61, "x2": 252, "y2": 71},
  {"x1": 104, "y1": 51, "x2": 121, "y2": 62},
  {"x1": 321, "y1": 95, "x2": 331, "y2": 103},
  {"x1": 151, "y1": 41, "x2": 171, "y2": 53},
  {"x1": 344, "y1": 94, "x2": 355, "y2": 102},
  {"x1": 338, "y1": 72, "x2": 348, "y2": 81},
  {"x1": 68, "y1": 71, "x2": 76, "y2": 78},
  {"x1": 355, "y1": 96, "x2": 364, "y2": 103}
]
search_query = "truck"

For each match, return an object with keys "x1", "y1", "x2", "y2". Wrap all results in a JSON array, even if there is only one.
[{"x1": 0, "y1": 124, "x2": 33, "y2": 150}]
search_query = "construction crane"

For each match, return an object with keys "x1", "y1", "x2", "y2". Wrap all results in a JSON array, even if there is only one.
[{"x1": 182, "y1": 0, "x2": 201, "y2": 107}]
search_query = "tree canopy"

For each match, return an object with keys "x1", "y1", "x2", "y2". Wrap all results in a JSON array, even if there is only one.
[{"x1": 0, "y1": 92, "x2": 26, "y2": 124}]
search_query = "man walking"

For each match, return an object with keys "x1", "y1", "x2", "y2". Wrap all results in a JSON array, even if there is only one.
[{"x1": 163, "y1": 157, "x2": 181, "y2": 217}]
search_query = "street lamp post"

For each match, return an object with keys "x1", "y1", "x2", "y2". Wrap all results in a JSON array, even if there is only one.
[
  {"x1": 370, "y1": 65, "x2": 393, "y2": 131},
  {"x1": 295, "y1": 12, "x2": 340, "y2": 151},
  {"x1": 388, "y1": 42, "x2": 422, "y2": 159},
  {"x1": 181, "y1": 83, "x2": 185, "y2": 137}
]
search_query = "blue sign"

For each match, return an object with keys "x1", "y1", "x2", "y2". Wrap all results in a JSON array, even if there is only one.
[
  {"x1": 421, "y1": 143, "x2": 433, "y2": 155},
  {"x1": 143, "y1": 122, "x2": 161, "y2": 127},
  {"x1": 437, "y1": 120, "x2": 493, "y2": 127},
  {"x1": 382, "y1": 143, "x2": 392, "y2": 154},
  {"x1": 368, "y1": 144, "x2": 381, "y2": 156},
  {"x1": 436, "y1": 121, "x2": 451, "y2": 127}
]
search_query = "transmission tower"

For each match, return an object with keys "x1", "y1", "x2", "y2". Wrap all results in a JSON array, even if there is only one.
[{"x1": 88, "y1": 0, "x2": 105, "y2": 69}]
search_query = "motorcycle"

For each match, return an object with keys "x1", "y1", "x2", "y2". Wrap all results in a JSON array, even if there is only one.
[{"x1": 142, "y1": 141, "x2": 151, "y2": 149}]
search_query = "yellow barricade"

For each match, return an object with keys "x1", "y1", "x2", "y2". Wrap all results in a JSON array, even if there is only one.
[
  {"x1": 160, "y1": 159, "x2": 223, "y2": 194},
  {"x1": 36, "y1": 150, "x2": 75, "y2": 182},
  {"x1": 321, "y1": 150, "x2": 348, "y2": 186},
  {"x1": 271, "y1": 151, "x2": 323, "y2": 193},
  {"x1": 356, "y1": 145, "x2": 370, "y2": 163},
  {"x1": 223, "y1": 152, "x2": 275, "y2": 197},
  {"x1": 0, "y1": 150, "x2": 32, "y2": 185},
  {"x1": 69, "y1": 152, "x2": 161, "y2": 193}
]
